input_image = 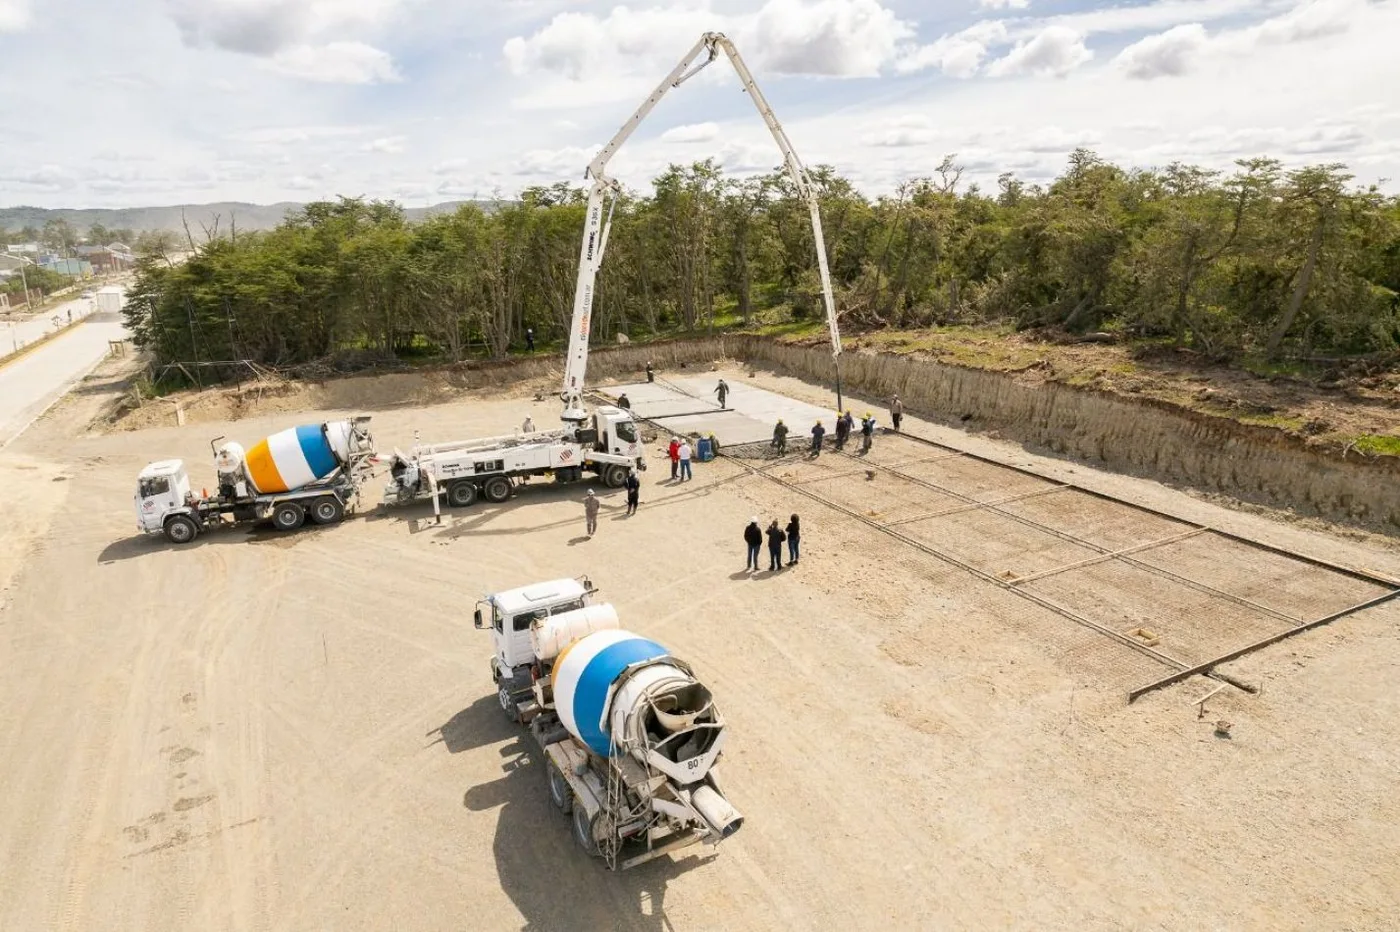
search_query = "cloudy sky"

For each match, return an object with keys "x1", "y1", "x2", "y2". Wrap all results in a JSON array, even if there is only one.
[{"x1": 0, "y1": 0, "x2": 1396, "y2": 208}]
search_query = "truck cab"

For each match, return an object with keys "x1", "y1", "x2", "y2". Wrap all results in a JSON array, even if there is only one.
[
  {"x1": 135, "y1": 460, "x2": 193, "y2": 536},
  {"x1": 475, "y1": 576, "x2": 595, "y2": 716},
  {"x1": 592, "y1": 406, "x2": 642, "y2": 462}
]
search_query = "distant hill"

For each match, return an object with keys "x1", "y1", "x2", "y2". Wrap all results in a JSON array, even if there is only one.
[{"x1": 0, "y1": 200, "x2": 497, "y2": 235}]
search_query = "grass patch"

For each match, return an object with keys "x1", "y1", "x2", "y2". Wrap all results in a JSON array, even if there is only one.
[
  {"x1": 1350, "y1": 434, "x2": 1400, "y2": 457},
  {"x1": 1239, "y1": 355, "x2": 1325, "y2": 380}
]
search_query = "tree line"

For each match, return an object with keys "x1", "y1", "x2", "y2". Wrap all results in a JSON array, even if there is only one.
[{"x1": 120, "y1": 150, "x2": 1400, "y2": 377}]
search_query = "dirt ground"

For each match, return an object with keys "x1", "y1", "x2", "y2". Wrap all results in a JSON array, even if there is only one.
[{"x1": 2, "y1": 357, "x2": 1399, "y2": 931}]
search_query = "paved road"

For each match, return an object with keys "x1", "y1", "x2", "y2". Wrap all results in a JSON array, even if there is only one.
[
  {"x1": 0, "y1": 296, "x2": 102, "y2": 359},
  {"x1": 0, "y1": 312, "x2": 130, "y2": 448}
]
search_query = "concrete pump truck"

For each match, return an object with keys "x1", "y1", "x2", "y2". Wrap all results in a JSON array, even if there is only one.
[{"x1": 383, "y1": 32, "x2": 846, "y2": 516}]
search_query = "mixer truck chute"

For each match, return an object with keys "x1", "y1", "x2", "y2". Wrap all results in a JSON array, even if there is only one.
[
  {"x1": 473, "y1": 577, "x2": 743, "y2": 869},
  {"x1": 134, "y1": 417, "x2": 375, "y2": 544}
]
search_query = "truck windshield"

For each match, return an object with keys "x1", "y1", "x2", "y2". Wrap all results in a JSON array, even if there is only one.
[
  {"x1": 139, "y1": 476, "x2": 171, "y2": 498},
  {"x1": 615, "y1": 421, "x2": 637, "y2": 443}
]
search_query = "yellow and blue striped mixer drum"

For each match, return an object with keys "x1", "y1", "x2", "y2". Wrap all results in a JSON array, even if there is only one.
[
  {"x1": 553, "y1": 629, "x2": 669, "y2": 756},
  {"x1": 244, "y1": 422, "x2": 353, "y2": 494}
]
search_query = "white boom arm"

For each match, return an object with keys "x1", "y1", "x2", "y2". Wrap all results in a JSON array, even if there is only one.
[{"x1": 559, "y1": 31, "x2": 843, "y2": 423}]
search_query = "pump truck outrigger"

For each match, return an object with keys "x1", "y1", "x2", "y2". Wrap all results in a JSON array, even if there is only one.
[{"x1": 475, "y1": 576, "x2": 743, "y2": 870}]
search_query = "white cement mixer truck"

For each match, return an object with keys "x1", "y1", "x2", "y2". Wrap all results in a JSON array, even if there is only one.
[
  {"x1": 134, "y1": 417, "x2": 376, "y2": 544},
  {"x1": 474, "y1": 576, "x2": 743, "y2": 870}
]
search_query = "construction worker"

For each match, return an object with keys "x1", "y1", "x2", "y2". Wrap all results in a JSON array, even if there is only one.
[
  {"x1": 522, "y1": 416, "x2": 535, "y2": 433},
  {"x1": 771, "y1": 419, "x2": 788, "y2": 455},
  {"x1": 810, "y1": 420, "x2": 826, "y2": 456},
  {"x1": 617, "y1": 393, "x2": 631, "y2": 410},
  {"x1": 678, "y1": 437, "x2": 693, "y2": 481},
  {"x1": 860, "y1": 412, "x2": 876, "y2": 454},
  {"x1": 645, "y1": 361, "x2": 655, "y2": 383},
  {"x1": 583, "y1": 489, "x2": 600, "y2": 537},
  {"x1": 715, "y1": 379, "x2": 729, "y2": 408},
  {"x1": 625, "y1": 470, "x2": 640, "y2": 515},
  {"x1": 834, "y1": 410, "x2": 852, "y2": 450},
  {"x1": 668, "y1": 437, "x2": 681, "y2": 480},
  {"x1": 525, "y1": 326, "x2": 536, "y2": 352},
  {"x1": 890, "y1": 394, "x2": 904, "y2": 432}
]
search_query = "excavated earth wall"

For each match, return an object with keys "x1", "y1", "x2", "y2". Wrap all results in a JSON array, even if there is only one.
[{"x1": 724, "y1": 337, "x2": 1400, "y2": 534}]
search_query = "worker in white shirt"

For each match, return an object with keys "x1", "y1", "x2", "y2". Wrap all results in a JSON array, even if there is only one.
[{"x1": 678, "y1": 438, "x2": 693, "y2": 481}]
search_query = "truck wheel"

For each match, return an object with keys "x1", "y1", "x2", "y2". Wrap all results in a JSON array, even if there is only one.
[
  {"x1": 498, "y1": 684, "x2": 519, "y2": 722},
  {"x1": 483, "y1": 476, "x2": 512, "y2": 503},
  {"x1": 308, "y1": 497, "x2": 344, "y2": 525},
  {"x1": 447, "y1": 481, "x2": 477, "y2": 508},
  {"x1": 602, "y1": 464, "x2": 629, "y2": 488},
  {"x1": 547, "y1": 760, "x2": 573, "y2": 814},
  {"x1": 572, "y1": 799, "x2": 602, "y2": 857},
  {"x1": 272, "y1": 502, "x2": 304, "y2": 531},
  {"x1": 163, "y1": 515, "x2": 199, "y2": 544}
]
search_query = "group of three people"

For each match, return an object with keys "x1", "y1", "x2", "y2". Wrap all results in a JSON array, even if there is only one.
[{"x1": 743, "y1": 514, "x2": 800, "y2": 572}]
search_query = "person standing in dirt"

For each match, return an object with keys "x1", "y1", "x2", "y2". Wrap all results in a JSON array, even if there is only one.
[
  {"x1": 668, "y1": 437, "x2": 681, "y2": 480},
  {"x1": 715, "y1": 379, "x2": 729, "y2": 408},
  {"x1": 890, "y1": 395, "x2": 904, "y2": 432},
  {"x1": 583, "y1": 489, "x2": 600, "y2": 537},
  {"x1": 617, "y1": 393, "x2": 631, "y2": 410},
  {"x1": 744, "y1": 517, "x2": 763, "y2": 571},
  {"x1": 625, "y1": 470, "x2": 640, "y2": 515},
  {"x1": 785, "y1": 514, "x2": 801, "y2": 565},
  {"x1": 834, "y1": 410, "x2": 852, "y2": 450},
  {"x1": 772, "y1": 419, "x2": 789, "y2": 455},
  {"x1": 810, "y1": 420, "x2": 826, "y2": 457},
  {"x1": 765, "y1": 519, "x2": 786, "y2": 571},
  {"x1": 525, "y1": 326, "x2": 535, "y2": 352},
  {"x1": 860, "y1": 412, "x2": 876, "y2": 454},
  {"x1": 678, "y1": 438, "x2": 693, "y2": 481},
  {"x1": 646, "y1": 361, "x2": 655, "y2": 383},
  {"x1": 521, "y1": 416, "x2": 535, "y2": 433}
]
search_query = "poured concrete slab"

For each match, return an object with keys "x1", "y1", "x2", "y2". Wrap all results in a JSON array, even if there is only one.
[{"x1": 599, "y1": 377, "x2": 843, "y2": 446}]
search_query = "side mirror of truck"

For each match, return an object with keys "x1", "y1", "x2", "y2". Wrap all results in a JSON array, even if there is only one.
[{"x1": 473, "y1": 608, "x2": 484, "y2": 629}]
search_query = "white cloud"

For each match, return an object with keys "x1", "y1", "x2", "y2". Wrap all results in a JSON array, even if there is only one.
[
  {"x1": 1115, "y1": 23, "x2": 1209, "y2": 77},
  {"x1": 861, "y1": 127, "x2": 936, "y2": 147},
  {"x1": 1112, "y1": 0, "x2": 1371, "y2": 80},
  {"x1": 363, "y1": 135, "x2": 407, "y2": 154},
  {"x1": 745, "y1": 0, "x2": 916, "y2": 76},
  {"x1": 263, "y1": 42, "x2": 402, "y2": 84},
  {"x1": 986, "y1": 25, "x2": 1092, "y2": 76},
  {"x1": 978, "y1": 0, "x2": 1030, "y2": 8},
  {"x1": 1032, "y1": 0, "x2": 1265, "y2": 38},
  {"x1": 0, "y1": 165, "x2": 73, "y2": 189},
  {"x1": 896, "y1": 20, "x2": 1008, "y2": 77},
  {"x1": 0, "y1": 0, "x2": 31, "y2": 33},
  {"x1": 1243, "y1": 0, "x2": 1359, "y2": 44},
  {"x1": 660, "y1": 122, "x2": 721, "y2": 143},
  {"x1": 514, "y1": 144, "x2": 602, "y2": 176},
  {"x1": 244, "y1": 124, "x2": 375, "y2": 145},
  {"x1": 503, "y1": 0, "x2": 917, "y2": 82},
  {"x1": 167, "y1": 0, "x2": 408, "y2": 54}
]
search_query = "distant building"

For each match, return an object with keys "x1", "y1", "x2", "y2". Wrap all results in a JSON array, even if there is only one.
[
  {"x1": 5, "y1": 243, "x2": 40, "y2": 255},
  {"x1": 75, "y1": 244, "x2": 131, "y2": 273},
  {"x1": 42, "y1": 258, "x2": 93, "y2": 276}
]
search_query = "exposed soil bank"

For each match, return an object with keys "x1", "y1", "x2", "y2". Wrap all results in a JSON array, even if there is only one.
[{"x1": 729, "y1": 337, "x2": 1400, "y2": 534}]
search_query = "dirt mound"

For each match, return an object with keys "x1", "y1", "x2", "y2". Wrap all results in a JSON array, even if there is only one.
[{"x1": 103, "y1": 338, "x2": 736, "y2": 432}]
